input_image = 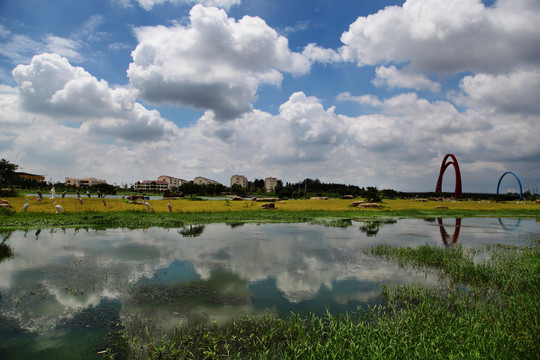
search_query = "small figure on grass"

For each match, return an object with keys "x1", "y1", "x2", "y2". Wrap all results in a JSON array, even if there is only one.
[
  {"x1": 144, "y1": 201, "x2": 152, "y2": 213},
  {"x1": 54, "y1": 201, "x2": 63, "y2": 214}
]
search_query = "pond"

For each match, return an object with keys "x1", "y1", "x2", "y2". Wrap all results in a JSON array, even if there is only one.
[{"x1": 0, "y1": 218, "x2": 538, "y2": 359}]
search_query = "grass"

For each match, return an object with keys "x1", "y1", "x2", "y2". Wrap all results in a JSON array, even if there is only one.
[
  {"x1": 1, "y1": 197, "x2": 539, "y2": 229},
  {"x1": 103, "y1": 236, "x2": 540, "y2": 359}
]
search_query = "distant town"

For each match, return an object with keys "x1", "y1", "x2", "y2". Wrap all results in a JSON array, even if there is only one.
[
  {"x1": 14, "y1": 173, "x2": 279, "y2": 193},
  {"x1": 2, "y1": 158, "x2": 534, "y2": 201}
]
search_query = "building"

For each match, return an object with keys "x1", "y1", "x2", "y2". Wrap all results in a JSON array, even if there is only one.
[
  {"x1": 230, "y1": 175, "x2": 248, "y2": 188},
  {"x1": 65, "y1": 177, "x2": 107, "y2": 187},
  {"x1": 157, "y1": 175, "x2": 188, "y2": 189},
  {"x1": 265, "y1": 177, "x2": 278, "y2": 192},
  {"x1": 134, "y1": 180, "x2": 169, "y2": 191},
  {"x1": 16, "y1": 172, "x2": 45, "y2": 182},
  {"x1": 194, "y1": 176, "x2": 219, "y2": 185}
]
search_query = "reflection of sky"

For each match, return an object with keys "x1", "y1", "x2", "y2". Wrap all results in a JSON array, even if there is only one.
[{"x1": 0, "y1": 218, "x2": 538, "y2": 333}]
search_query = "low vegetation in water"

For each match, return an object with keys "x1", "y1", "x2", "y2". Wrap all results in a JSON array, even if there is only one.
[{"x1": 103, "y1": 236, "x2": 540, "y2": 359}]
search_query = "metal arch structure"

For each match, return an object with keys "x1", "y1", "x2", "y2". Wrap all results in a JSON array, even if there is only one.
[
  {"x1": 435, "y1": 154, "x2": 463, "y2": 197},
  {"x1": 496, "y1": 172, "x2": 523, "y2": 200}
]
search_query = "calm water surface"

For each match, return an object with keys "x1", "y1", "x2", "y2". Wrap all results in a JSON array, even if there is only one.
[{"x1": 0, "y1": 218, "x2": 538, "y2": 359}]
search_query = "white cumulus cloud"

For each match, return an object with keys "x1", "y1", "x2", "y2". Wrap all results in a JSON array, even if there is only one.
[
  {"x1": 340, "y1": 0, "x2": 540, "y2": 74},
  {"x1": 127, "y1": 4, "x2": 310, "y2": 120},
  {"x1": 455, "y1": 67, "x2": 540, "y2": 115},
  {"x1": 126, "y1": 0, "x2": 241, "y2": 11},
  {"x1": 373, "y1": 65, "x2": 441, "y2": 92},
  {"x1": 12, "y1": 53, "x2": 178, "y2": 142}
]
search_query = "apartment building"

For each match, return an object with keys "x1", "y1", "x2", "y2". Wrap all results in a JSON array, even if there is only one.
[
  {"x1": 16, "y1": 172, "x2": 45, "y2": 182},
  {"x1": 134, "y1": 180, "x2": 169, "y2": 191},
  {"x1": 158, "y1": 175, "x2": 188, "y2": 189},
  {"x1": 265, "y1": 177, "x2": 278, "y2": 192},
  {"x1": 230, "y1": 175, "x2": 248, "y2": 188},
  {"x1": 65, "y1": 177, "x2": 107, "y2": 187},
  {"x1": 193, "y1": 176, "x2": 219, "y2": 185}
]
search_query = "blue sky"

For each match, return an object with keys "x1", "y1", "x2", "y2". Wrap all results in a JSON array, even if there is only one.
[{"x1": 1, "y1": 0, "x2": 539, "y2": 193}]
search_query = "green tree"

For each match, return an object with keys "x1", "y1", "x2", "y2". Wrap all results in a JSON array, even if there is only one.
[
  {"x1": 0, "y1": 159, "x2": 18, "y2": 184},
  {"x1": 230, "y1": 183, "x2": 247, "y2": 197},
  {"x1": 91, "y1": 183, "x2": 117, "y2": 196},
  {"x1": 365, "y1": 186, "x2": 382, "y2": 203}
]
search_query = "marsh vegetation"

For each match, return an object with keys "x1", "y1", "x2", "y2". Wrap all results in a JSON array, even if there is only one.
[{"x1": 104, "y1": 235, "x2": 540, "y2": 359}]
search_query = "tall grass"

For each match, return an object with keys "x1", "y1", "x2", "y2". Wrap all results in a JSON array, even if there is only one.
[{"x1": 103, "y1": 237, "x2": 540, "y2": 359}]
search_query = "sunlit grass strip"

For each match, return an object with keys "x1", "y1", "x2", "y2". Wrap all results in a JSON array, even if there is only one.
[
  {"x1": 103, "y1": 240, "x2": 540, "y2": 359},
  {"x1": 6, "y1": 197, "x2": 540, "y2": 214},
  {"x1": 2, "y1": 197, "x2": 539, "y2": 230}
]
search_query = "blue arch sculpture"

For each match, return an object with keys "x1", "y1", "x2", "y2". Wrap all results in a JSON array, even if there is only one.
[{"x1": 496, "y1": 172, "x2": 523, "y2": 200}]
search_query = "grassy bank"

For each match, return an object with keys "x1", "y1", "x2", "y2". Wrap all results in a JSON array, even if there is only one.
[
  {"x1": 1, "y1": 197, "x2": 539, "y2": 229},
  {"x1": 103, "y1": 237, "x2": 540, "y2": 359}
]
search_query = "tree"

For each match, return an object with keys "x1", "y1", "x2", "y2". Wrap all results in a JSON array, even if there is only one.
[
  {"x1": 381, "y1": 188, "x2": 398, "y2": 199},
  {"x1": 365, "y1": 186, "x2": 382, "y2": 203},
  {"x1": 91, "y1": 183, "x2": 117, "y2": 195},
  {"x1": 230, "y1": 183, "x2": 246, "y2": 197},
  {"x1": 0, "y1": 159, "x2": 18, "y2": 184},
  {"x1": 274, "y1": 180, "x2": 284, "y2": 197}
]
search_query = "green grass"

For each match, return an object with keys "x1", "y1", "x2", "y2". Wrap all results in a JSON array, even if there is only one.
[
  {"x1": 2, "y1": 207, "x2": 540, "y2": 231},
  {"x1": 103, "y1": 237, "x2": 540, "y2": 359}
]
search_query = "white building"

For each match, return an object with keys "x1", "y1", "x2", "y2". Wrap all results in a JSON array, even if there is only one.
[
  {"x1": 65, "y1": 177, "x2": 107, "y2": 187},
  {"x1": 134, "y1": 180, "x2": 169, "y2": 191},
  {"x1": 158, "y1": 175, "x2": 188, "y2": 189},
  {"x1": 230, "y1": 175, "x2": 248, "y2": 188},
  {"x1": 194, "y1": 176, "x2": 219, "y2": 185},
  {"x1": 265, "y1": 177, "x2": 278, "y2": 192}
]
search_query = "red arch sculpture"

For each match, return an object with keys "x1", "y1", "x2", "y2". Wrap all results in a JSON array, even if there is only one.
[{"x1": 435, "y1": 154, "x2": 462, "y2": 197}]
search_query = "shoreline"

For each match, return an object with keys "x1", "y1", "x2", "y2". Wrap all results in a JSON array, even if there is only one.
[{"x1": 1, "y1": 209, "x2": 539, "y2": 231}]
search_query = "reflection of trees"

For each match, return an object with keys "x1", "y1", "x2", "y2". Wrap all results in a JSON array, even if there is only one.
[
  {"x1": 178, "y1": 225, "x2": 206, "y2": 237},
  {"x1": 312, "y1": 219, "x2": 354, "y2": 228},
  {"x1": 0, "y1": 230, "x2": 14, "y2": 263},
  {"x1": 227, "y1": 222, "x2": 245, "y2": 229},
  {"x1": 437, "y1": 218, "x2": 461, "y2": 247},
  {"x1": 358, "y1": 219, "x2": 397, "y2": 237}
]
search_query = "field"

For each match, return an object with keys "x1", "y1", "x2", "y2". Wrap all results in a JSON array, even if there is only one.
[
  {"x1": 4, "y1": 196, "x2": 540, "y2": 214},
  {"x1": 1, "y1": 196, "x2": 538, "y2": 230}
]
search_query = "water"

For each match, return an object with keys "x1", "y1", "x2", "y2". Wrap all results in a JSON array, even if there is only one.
[{"x1": 0, "y1": 218, "x2": 538, "y2": 359}]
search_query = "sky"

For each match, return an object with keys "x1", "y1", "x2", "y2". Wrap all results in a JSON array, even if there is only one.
[{"x1": 0, "y1": 0, "x2": 539, "y2": 193}]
